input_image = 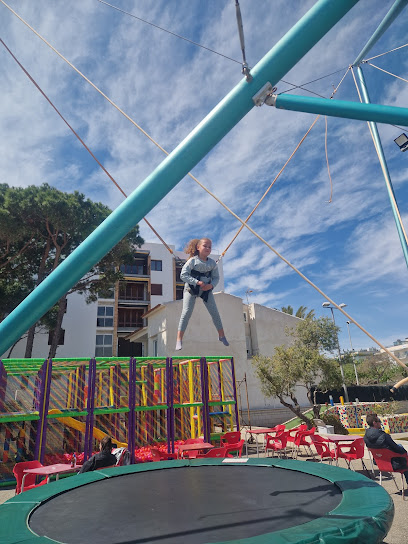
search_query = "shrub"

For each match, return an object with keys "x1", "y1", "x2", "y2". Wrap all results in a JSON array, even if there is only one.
[{"x1": 321, "y1": 412, "x2": 348, "y2": 435}]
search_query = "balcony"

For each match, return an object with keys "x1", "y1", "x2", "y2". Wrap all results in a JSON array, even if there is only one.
[{"x1": 117, "y1": 319, "x2": 146, "y2": 333}]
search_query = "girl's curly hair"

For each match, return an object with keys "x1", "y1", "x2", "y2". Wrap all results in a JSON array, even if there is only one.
[{"x1": 184, "y1": 238, "x2": 211, "y2": 259}]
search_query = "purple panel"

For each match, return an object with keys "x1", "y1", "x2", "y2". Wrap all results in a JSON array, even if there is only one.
[
  {"x1": 0, "y1": 361, "x2": 6, "y2": 412},
  {"x1": 145, "y1": 363, "x2": 154, "y2": 444},
  {"x1": 166, "y1": 358, "x2": 175, "y2": 454},
  {"x1": 200, "y1": 358, "x2": 210, "y2": 442},
  {"x1": 128, "y1": 357, "x2": 136, "y2": 464},
  {"x1": 35, "y1": 359, "x2": 52, "y2": 463},
  {"x1": 230, "y1": 357, "x2": 240, "y2": 431},
  {"x1": 84, "y1": 358, "x2": 96, "y2": 460}
]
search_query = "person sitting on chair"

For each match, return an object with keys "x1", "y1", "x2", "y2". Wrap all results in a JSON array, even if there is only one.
[
  {"x1": 78, "y1": 436, "x2": 117, "y2": 473},
  {"x1": 364, "y1": 413, "x2": 408, "y2": 481}
]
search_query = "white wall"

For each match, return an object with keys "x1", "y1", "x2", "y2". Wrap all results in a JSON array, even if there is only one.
[
  {"x1": 1, "y1": 292, "x2": 98, "y2": 359},
  {"x1": 245, "y1": 304, "x2": 309, "y2": 408},
  {"x1": 140, "y1": 293, "x2": 308, "y2": 410}
]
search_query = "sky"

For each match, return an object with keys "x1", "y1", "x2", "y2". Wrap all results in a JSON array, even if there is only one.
[{"x1": 1, "y1": 0, "x2": 407, "y2": 354}]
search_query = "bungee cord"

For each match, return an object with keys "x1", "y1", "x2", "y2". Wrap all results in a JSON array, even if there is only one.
[
  {"x1": 364, "y1": 42, "x2": 408, "y2": 61},
  {"x1": 366, "y1": 61, "x2": 408, "y2": 85},
  {"x1": 219, "y1": 65, "x2": 351, "y2": 260},
  {"x1": 0, "y1": 38, "x2": 176, "y2": 259},
  {"x1": 2, "y1": 0, "x2": 407, "y2": 370}
]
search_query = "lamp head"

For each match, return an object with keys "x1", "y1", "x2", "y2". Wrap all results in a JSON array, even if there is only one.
[
  {"x1": 339, "y1": 303, "x2": 347, "y2": 309},
  {"x1": 322, "y1": 302, "x2": 331, "y2": 308},
  {"x1": 394, "y1": 133, "x2": 408, "y2": 152}
]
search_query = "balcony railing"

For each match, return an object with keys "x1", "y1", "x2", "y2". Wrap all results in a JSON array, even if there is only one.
[{"x1": 117, "y1": 320, "x2": 145, "y2": 330}]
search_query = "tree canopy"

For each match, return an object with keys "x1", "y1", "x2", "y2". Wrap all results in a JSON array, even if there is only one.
[
  {"x1": 252, "y1": 316, "x2": 342, "y2": 426},
  {"x1": 342, "y1": 352, "x2": 408, "y2": 386},
  {"x1": 0, "y1": 183, "x2": 143, "y2": 357}
]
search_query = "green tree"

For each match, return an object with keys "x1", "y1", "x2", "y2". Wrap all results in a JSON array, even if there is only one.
[
  {"x1": 281, "y1": 305, "x2": 315, "y2": 319},
  {"x1": 252, "y1": 317, "x2": 342, "y2": 426},
  {"x1": 354, "y1": 353, "x2": 408, "y2": 386},
  {"x1": 0, "y1": 183, "x2": 143, "y2": 358}
]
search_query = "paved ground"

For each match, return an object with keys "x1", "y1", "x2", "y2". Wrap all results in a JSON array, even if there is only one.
[{"x1": 0, "y1": 450, "x2": 405, "y2": 542}]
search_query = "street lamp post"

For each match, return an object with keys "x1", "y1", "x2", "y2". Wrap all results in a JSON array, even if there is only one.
[
  {"x1": 322, "y1": 302, "x2": 350, "y2": 403},
  {"x1": 245, "y1": 289, "x2": 254, "y2": 306},
  {"x1": 346, "y1": 321, "x2": 360, "y2": 386}
]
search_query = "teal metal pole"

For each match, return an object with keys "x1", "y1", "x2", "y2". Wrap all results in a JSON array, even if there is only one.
[
  {"x1": 356, "y1": 66, "x2": 408, "y2": 267},
  {"x1": 273, "y1": 93, "x2": 408, "y2": 125},
  {"x1": 0, "y1": 0, "x2": 359, "y2": 356},
  {"x1": 353, "y1": 0, "x2": 408, "y2": 66}
]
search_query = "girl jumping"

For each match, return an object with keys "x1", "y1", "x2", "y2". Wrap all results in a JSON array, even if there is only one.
[{"x1": 176, "y1": 238, "x2": 229, "y2": 351}]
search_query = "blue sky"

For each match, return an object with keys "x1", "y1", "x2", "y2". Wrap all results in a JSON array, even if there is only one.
[{"x1": 1, "y1": 0, "x2": 407, "y2": 353}]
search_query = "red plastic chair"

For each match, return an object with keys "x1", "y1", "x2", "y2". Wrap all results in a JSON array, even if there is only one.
[
  {"x1": 265, "y1": 424, "x2": 285, "y2": 438},
  {"x1": 292, "y1": 428, "x2": 316, "y2": 459},
  {"x1": 335, "y1": 438, "x2": 368, "y2": 471},
  {"x1": 197, "y1": 446, "x2": 228, "y2": 459},
  {"x1": 150, "y1": 448, "x2": 178, "y2": 462},
  {"x1": 13, "y1": 461, "x2": 48, "y2": 494},
  {"x1": 310, "y1": 435, "x2": 336, "y2": 464},
  {"x1": 368, "y1": 448, "x2": 408, "y2": 500},
  {"x1": 224, "y1": 439, "x2": 245, "y2": 458},
  {"x1": 286, "y1": 424, "x2": 308, "y2": 451},
  {"x1": 220, "y1": 431, "x2": 241, "y2": 445},
  {"x1": 265, "y1": 430, "x2": 290, "y2": 458}
]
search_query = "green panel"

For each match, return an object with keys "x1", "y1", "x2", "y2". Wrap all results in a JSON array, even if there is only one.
[
  {"x1": 93, "y1": 407, "x2": 130, "y2": 415},
  {"x1": 134, "y1": 404, "x2": 168, "y2": 412},
  {"x1": 46, "y1": 410, "x2": 88, "y2": 419},
  {"x1": 0, "y1": 412, "x2": 40, "y2": 423},
  {"x1": 0, "y1": 501, "x2": 44, "y2": 543}
]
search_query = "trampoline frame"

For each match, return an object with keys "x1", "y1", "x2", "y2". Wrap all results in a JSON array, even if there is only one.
[{"x1": 0, "y1": 458, "x2": 394, "y2": 544}]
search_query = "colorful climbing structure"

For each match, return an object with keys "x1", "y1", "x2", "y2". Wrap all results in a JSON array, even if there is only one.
[{"x1": 0, "y1": 356, "x2": 239, "y2": 484}]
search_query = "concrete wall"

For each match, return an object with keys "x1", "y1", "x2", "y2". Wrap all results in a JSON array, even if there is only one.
[
  {"x1": 249, "y1": 303, "x2": 300, "y2": 355},
  {"x1": 141, "y1": 293, "x2": 308, "y2": 410},
  {"x1": 1, "y1": 291, "x2": 98, "y2": 359}
]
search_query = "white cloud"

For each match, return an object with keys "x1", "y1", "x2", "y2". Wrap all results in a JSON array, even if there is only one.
[{"x1": 1, "y1": 0, "x2": 407, "y2": 349}]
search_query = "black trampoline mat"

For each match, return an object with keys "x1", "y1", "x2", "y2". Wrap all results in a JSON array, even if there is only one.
[{"x1": 29, "y1": 465, "x2": 342, "y2": 544}]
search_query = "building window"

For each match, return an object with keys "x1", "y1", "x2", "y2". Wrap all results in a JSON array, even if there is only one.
[
  {"x1": 243, "y1": 312, "x2": 247, "y2": 322},
  {"x1": 120, "y1": 260, "x2": 147, "y2": 275},
  {"x1": 151, "y1": 284, "x2": 163, "y2": 296},
  {"x1": 95, "y1": 334, "x2": 113, "y2": 357},
  {"x1": 151, "y1": 260, "x2": 162, "y2": 271},
  {"x1": 48, "y1": 329, "x2": 65, "y2": 345},
  {"x1": 97, "y1": 306, "x2": 114, "y2": 327},
  {"x1": 153, "y1": 339, "x2": 158, "y2": 357}
]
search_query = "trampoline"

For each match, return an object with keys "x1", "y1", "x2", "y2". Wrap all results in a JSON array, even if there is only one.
[{"x1": 1, "y1": 458, "x2": 393, "y2": 544}]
